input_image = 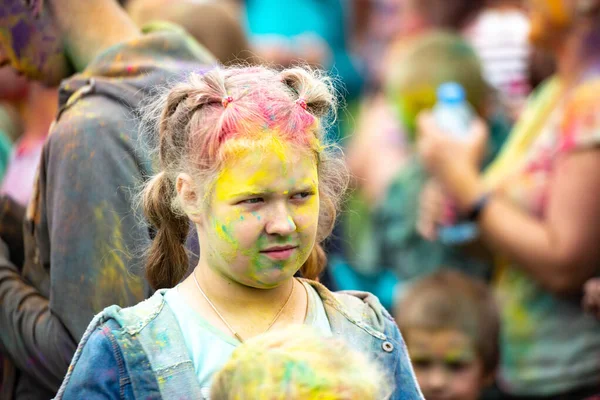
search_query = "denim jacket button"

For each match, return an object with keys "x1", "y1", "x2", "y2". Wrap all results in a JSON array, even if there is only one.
[{"x1": 382, "y1": 341, "x2": 394, "y2": 352}]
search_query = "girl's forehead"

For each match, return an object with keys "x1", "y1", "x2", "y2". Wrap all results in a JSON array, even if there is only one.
[{"x1": 213, "y1": 140, "x2": 318, "y2": 200}]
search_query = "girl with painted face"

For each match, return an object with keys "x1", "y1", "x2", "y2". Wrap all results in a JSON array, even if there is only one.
[
  {"x1": 418, "y1": 0, "x2": 600, "y2": 398},
  {"x1": 55, "y1": 66, "x2": 424, "y2": 400}
]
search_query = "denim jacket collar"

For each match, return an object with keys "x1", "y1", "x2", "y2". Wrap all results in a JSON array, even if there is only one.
[{"x1": 110, "y1": 280, "x2": 390, "y2": 338}]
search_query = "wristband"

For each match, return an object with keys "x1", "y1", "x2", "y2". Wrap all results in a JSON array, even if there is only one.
[{"x1": 466, "y1": 193, "x2": 491, "y2": 222}]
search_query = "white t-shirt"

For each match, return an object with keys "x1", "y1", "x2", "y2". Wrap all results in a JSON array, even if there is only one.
[
  {"x1": 164, "y1": 280, "x2": 332, "y2": 399},
  {"x1": 464, "y1": 9, "x2": 531, "y2": 104}
]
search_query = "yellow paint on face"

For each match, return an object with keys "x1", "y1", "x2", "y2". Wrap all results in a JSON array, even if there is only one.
[
  {"x1": 199, "y1": 132, "x2": 320, "y2": 289},
  {"x1": 407, "y1": 328, "x2": 476, "y2": 364}
]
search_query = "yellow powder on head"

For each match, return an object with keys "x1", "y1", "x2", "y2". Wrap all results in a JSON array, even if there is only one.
[
  {"x1": 214, "y1": 132, "x2": 319, "y2": 203},
  {"x1": 210, "y1": 326, "x2": 389, "y2": 399}
]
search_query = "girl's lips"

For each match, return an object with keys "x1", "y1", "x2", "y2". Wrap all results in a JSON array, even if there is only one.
[{"x1": 260, "y1": 246, "x2": 298, "y2": 260}]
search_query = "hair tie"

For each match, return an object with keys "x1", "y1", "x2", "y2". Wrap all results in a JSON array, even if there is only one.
[
  {"x1": 296, "y1": 98, "x2": 308, "y2": 111},
  {"x1": 222, "y1": 96, "x2": 234, "y2": 108}
]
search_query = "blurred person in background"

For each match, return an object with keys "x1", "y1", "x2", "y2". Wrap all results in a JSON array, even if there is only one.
[
  {"x1": 418, "y1": 0, "x2": 600, "y2": 397},
  {"x1": 397, "y1": 0, "x2": 486, "y2": 37},
  {"x1": 0, "y1": 66, "x2": 23, "y2": 400},
  {"x1": 0, "y1": 0, "x2": 214, "y2": 398},
  {"x1": 399, "y1": 0, "x2": 534, "y2": 121},
  {"x1": 353, "y1": 0, "x2": 406, "y2": 92},
  {"x1": 463, "y1": 0, "x2": 532, "y2": 122},
  {"x1": 0, "y1": 77, "x2": 56, "y2": 307},
  {"x1": 126, "y1": 0, "x2": 255, "y2": 65},
  {"x1": 335, "y1": 32, "x2": 511, "y2": 311},
  {"x1": 243, "y1": 0, "x2": 362, "y2": 93},
  {"x1": 0, "y1": 81, "x2": 57, "y2": 206},
  {"x1": 396, "y1": 270, "x2": 500, "y2": 400},
  {"x1": 0, "y1": 67, "x2": 27, "y2": 142},
  {"x1": 343, "y1": 0, "x2": 529, "y2": 184},
  {"x1": 328, "y1": 0, "x2": 512, "y2": 302},
  {"x1": 0, "y1": 67, "x2": 27, "y2": 183}
]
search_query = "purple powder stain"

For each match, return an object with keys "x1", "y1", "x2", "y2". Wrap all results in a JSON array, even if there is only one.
[
  {"x1": 1, "y1": 0, "x2": 64, "y2": 72},
  {"x1": 11, "y1": 19, "x2": 31, "y2": 59}
]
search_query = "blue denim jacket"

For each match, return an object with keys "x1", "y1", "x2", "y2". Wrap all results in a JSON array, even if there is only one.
[{"x1": 55, "y1": 280, "x2": 423, "y2": 399}]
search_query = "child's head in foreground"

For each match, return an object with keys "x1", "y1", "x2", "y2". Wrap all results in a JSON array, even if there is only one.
[
  {"x1": 396, "y1": 270, "x2": 499, "y2": 400},
  {"x1": 141, "y1": 65, "x2": 348, "y2": 290},
  {"x1": 210, "y1": 325, "x2": 392, "y2": 399}
]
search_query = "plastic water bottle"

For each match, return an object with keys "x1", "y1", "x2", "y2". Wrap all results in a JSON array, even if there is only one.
[
  {"x1": 432, "y1": 82, "x2": 478, "y2": 245},
  {"x1": 433, "y1": 82, "x2": 474, "y2": 140}
]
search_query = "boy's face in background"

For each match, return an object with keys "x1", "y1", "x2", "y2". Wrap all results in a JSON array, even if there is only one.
[{"x1": 406, "y1": 328, "x2": 489, "y2": 400}]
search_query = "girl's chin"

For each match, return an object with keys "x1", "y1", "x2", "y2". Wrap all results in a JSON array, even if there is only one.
[{"x1": 240, "y1": 268, "x2": 299, "y2": 289}]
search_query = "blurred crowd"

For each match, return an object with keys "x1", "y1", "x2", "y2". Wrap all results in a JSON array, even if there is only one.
[{"x1": 2, "y1": 0, "x2": 600, "y2": 399}]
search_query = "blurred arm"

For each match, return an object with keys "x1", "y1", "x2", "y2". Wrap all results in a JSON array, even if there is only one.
[
  {"x1": 47, "y1": 0, "x2": 140, "y2": 71},
  {"x1": 449, "y1": 150, "x2": 600, "y2": 296},
  {"x1": 0, "y1": 238, "x2": 76, "y2": 392}
]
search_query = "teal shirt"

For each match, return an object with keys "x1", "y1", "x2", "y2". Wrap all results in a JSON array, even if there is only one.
[
  {"x1": 0, "y1": 130, "x2": 12, "y2": 182},
  {"x1": 244, "y1": 0, "x2": 363, "y2": 99}
]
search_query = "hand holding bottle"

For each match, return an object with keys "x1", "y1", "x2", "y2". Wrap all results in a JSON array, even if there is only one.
[{"x1": 418, "y1": 82, "x2": 488, "y2": 244}]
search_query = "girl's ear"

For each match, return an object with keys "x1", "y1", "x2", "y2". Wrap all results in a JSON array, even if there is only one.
[{"x1": 176, "y1": 173, "x2": 203, "y2": 224}]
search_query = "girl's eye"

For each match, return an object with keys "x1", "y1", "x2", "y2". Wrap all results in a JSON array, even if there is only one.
[
  {"x1": 445, "y1": 360, "x2": 471, "y2": 372},
  {"x1": 412, "y1": 359, "x2": 433, "y2": 370},
  {"x1": 240, "y1": 198, "x2": 264, "y2": 205},
  {"x1": 291, "y1": 192, "x2": 312, "y2": 200}
]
